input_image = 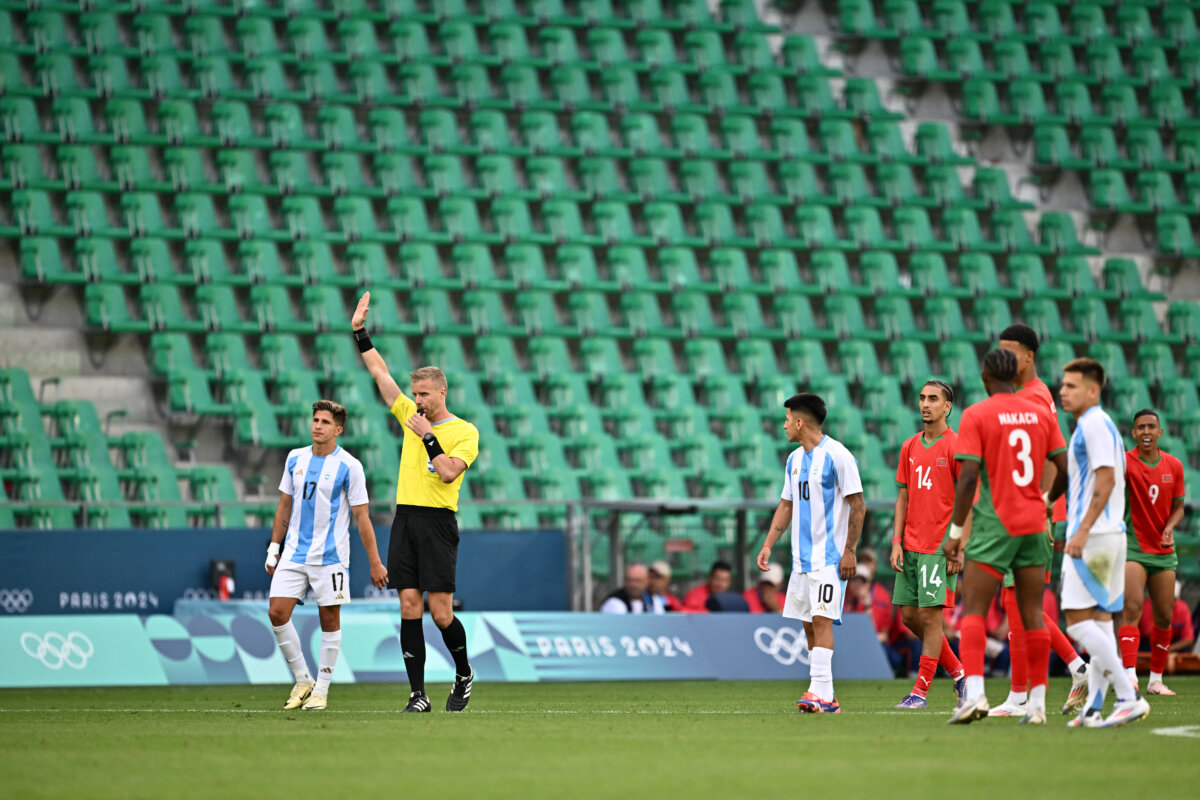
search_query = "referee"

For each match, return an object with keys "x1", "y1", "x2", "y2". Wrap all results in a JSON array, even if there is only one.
[{"x1": 352, "y1": 291, "x2": 480, "y2": 713}]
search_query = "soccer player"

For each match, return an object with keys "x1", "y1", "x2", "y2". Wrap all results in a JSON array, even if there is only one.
[
  {"x1": 1119, "y1": 409, "x2": 1186, "y2": 696},
  {"x1": 890, "y1": 380, "x2": 967, "y2": 709},
  {"x1": 943, "y1": 349, "x2": 1068, "y2": 725},
  {"x1": 757, "y1": 393, "x2": 866, "y2": 713},
  {"x1": 1058, "y1": 359, "x2": 1151, "y2": 728},
  {"x1": 265, "y1": 400, "x2": 389, "y2": 711},
  {"x1": 995, "y1": 324, "x2": 1091, "y2": 717},
  {"x1": 353, "y1": 292, "x2": 480, "y2": 713}
]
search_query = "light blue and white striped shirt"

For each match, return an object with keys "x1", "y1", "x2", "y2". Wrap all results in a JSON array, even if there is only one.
[
  {"x1": 279, "y1": 446, "x2": 369, "y2": 567},
  {"x1": 1067, "y1": 405, "x2": 1126, "y2": 539},
  {"x1": 781, "y1": 436, "x2": 864, "y2": 574}
]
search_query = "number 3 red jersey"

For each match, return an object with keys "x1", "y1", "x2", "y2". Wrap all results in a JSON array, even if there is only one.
[
  {"x1": 1125, "y1": 449, "x2": 1185, "y2": 555},
  {"x1": 894, "y1": 430, "x2": 960, "y2": 553},
  {"x1": 955, "y1": 393, "x2": 1068, "y2": 537}
]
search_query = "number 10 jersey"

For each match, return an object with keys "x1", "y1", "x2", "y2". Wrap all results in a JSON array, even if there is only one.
[
  {"x1": 780, "y1": 435, "x2": 863, "y2": 574},
  {"x1": 279, "y1": 445, "x2": 369, "y2": 568}
]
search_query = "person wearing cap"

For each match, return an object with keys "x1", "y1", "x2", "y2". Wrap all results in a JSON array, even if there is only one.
[
  {"x1": 647, "y1": 560, "x2": 684, "y2": 613},
  {"x1": 600, "y1": 564, "x2": 651, "y2": 614},
  {"x1": 744, "y1": 563, "x2": 786, "y2": 613}
]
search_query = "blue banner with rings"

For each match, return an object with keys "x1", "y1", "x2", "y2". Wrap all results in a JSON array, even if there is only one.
[{"x1": 0, "y1": 607, "x2": 890, "y2": 687}]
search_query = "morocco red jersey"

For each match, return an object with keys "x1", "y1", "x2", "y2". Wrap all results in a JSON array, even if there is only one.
[
  {"x1": 955, "y1": 392, "x2": 1068, "y2": 537},
  {"x1": 1017, "y1": 377, "x2": 1067, "y2": 523},
  {"x1": 894, "y1": 429, "x2": 960, "y2": 553},
  {"x1": 1125, "y1": 449, "x2": 1185, "y2": 555}
]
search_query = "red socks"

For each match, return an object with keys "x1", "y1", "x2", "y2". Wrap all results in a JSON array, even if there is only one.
[
  {"x1": 961, "y1": 614, "x2": 986, "y2": 679},
  {"x1": 912, "y1": 655, "x2": 938, "y2": 698},
  {"x1": 1002, "y1": 588, "x2": 1028, "y2": 691},
  {"x1": 939, "y1": 636, "x2": 964, "y2": 678},
  {"x1": 1046, "y1": 613, "x2": 1079, "y2": 663},
  {"x1": 1151, "y1": 625, "x2": 1172, "y2": 675},
  {"x1": 1118, "y1": 624, "x2": 1140, "y2": 670},
  {"x1": 1025, "y1": 628, "x2": 1051, "y2": 689}
]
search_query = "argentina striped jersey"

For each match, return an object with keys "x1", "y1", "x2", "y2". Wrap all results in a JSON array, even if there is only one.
[
  {"x1": 1067, "y1": 406, "x2": 1126, "y2": 539},
  {"x1": 781, "y1": 436, "x2": 864, "y2": 574},
  {"x1": 279, "y1": 446, "x2": 369, "y2": 567}
]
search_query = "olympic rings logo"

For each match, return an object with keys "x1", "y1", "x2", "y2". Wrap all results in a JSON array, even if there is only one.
[
  {"x1": 20, "y1": 632, "x2": 94, "y2": 670},
  {"x1": 754, "y1": 626, "x2": 810, "y2": 666},
  {"x1": 0, "y1": 588, "x2": 33, "y2": 614}
]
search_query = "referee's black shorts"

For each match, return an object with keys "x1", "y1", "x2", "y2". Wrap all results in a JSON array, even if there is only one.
[{"x1": 386, "y1": 504, "x2": 459, "y2": 593}]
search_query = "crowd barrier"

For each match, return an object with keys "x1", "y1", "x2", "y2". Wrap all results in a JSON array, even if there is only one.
[{"x1": 1, "y1": 604, "x2": 891, "y2": 687}]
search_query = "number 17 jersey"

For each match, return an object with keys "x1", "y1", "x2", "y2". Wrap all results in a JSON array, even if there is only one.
[
  {"x1": 894, "y1": 429, "x2": 960, "y2": 554},
  {"x1": 954, "y1": 393, "x2": 1067, "y2": 538},
  {"x1": 279, "y1": 445, "x2": 369, "y2": 568}
]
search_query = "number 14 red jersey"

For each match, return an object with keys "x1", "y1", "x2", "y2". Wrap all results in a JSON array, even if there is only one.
[{"x1": 894, "y1": 430, "x2": 960, "y2": 553}]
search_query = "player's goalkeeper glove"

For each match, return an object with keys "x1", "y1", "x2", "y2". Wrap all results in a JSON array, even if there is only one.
[{"x1": 265, "y1": 542, "x2": 281, "y2": 571}]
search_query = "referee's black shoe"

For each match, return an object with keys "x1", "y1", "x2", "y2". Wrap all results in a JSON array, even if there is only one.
[
  {"x1": 402, "y1": 691, "x2": 431, "y2": 713},
  {"x1": 446, "y1": 668, "x2": 473, "y2": 712}
]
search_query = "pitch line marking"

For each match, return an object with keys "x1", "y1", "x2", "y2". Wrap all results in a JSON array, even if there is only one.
[{"x1": 1150, "y1": 725, "x2": 1200, "y2": 739}]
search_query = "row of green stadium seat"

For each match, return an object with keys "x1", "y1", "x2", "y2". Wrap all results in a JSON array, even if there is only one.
[
  {"x1": 962, "y1": 79, "x2": 1200, "y2": 129},
  {"x1": 1, "y1": 53, "x2": 886, "y2": 120},
  {"x1": 1, "y1": 148, "x2": 1030, "y2": 212},
  {"x1": 1034, "y1": 124, "x2": 1197, "y2": 172},
  {"x1": 901, "y1": 38, "x2": 1200, "y2": 89},
  {"x1": 82, "y1": 279, "x2": 1192, "y2": 345},
  {"x1": 839, "y1": 0, "x2": 1200, "y2": 45},
  {"x1": 6, "y1": 191, "x2": 1093, "y2": 253},
  {"x1": 5, "y1": 12, "x2": 814, "y2": 74},
  {"x1": 0, "y1": 0, "x2": 767, "y2": 33},
  {"x1": 18, "y1": 230, "x2": 1160, "y2": 302},
  {"x1": 0, "y1": 97, "x2": 969, "y2": 165},
  {"x1": 1089, "y1": 169, "x2": 1200, "y2": 216}
]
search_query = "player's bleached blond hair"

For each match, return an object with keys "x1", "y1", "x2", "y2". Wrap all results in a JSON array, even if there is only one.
[{"x1": 410, "y1": 366, "x2": 447, "y2": 391}]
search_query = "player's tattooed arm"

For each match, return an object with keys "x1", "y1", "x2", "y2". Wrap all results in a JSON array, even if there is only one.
[
  {"x1": 891, "y1": 487, "x2": 908, "y2": 569},
  {"x1": 757, "y1": 500, "x2": 792, "y2": 570},
  {"x1": 840, "y1": 492, "x2": 866, "y2": 580}
]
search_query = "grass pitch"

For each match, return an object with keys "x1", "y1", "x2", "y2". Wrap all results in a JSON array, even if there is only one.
[{"x1": 2, "y1": 678, "x2": 1198, "y2": 800}]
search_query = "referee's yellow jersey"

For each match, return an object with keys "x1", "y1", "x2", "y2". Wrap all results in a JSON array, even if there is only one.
[{"x1": 389, "y1": 393, "x2": 479, "y2": 512}]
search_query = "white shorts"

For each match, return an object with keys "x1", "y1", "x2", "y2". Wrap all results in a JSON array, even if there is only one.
[
  {"x1": 783, "y1": 564, "x2": 846, "y2": 624},
  {"x1": 269, "y1": 562, "x2": 351, "y2": 607},
  {"x1": 1061, "y1": 531, "x2": 1126, "y2": 613}
]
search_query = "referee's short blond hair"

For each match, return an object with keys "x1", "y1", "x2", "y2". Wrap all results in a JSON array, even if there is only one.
[{"x1": 410, "y1": 366, "x2": 447, "y2": 390}]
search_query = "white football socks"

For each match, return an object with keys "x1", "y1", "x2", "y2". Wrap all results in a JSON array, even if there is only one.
[
  {"x1": 314, "y1": 630, "x2": 342, "y2": 696},
  {"x1": 1028, "y1": 684, "x2": 1046, "y2": 711},
  {"x1": 272, "y1": 621, "x2": 312, "y2": 683},
  {"x1": 966, "y1": 675, "x2": 985, "y2": 701},
  {"x1": 1068, "y1": 620, "x2": 1136, "y2": 705},
  {"x1": 1068, "y1": 656, "x2": 1087, "y2": 675},
  {"x1": 808, "y1": 647, "x2": 834, "y2": 702}
]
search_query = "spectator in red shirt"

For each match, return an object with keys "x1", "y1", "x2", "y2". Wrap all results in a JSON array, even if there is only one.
[
  {"x1": 647, "y1": 560, "x2": 684, "y2": 613},
  {"x1": 1138, "y1": 582, "x2": 1195, "y2": 653},
  {"x1": 744, "y1": 563, "x2": 786, "y2": 613},
  {"x1": 683, "y1": 561, "x2": 732, "y2": 613}
]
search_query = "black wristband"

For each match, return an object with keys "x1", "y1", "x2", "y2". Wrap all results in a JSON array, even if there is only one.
[
  {"x1": 353, "y1": 327, "x2": 373, "y2": 353},
  {"x1": 422, "y1": 432, "x2": 445, "y2": 460}
]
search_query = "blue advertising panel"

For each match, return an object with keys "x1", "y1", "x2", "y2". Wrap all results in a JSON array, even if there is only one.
[
  {"x1": 0, "y1": 608, "x2": 892, "y2": 687},
  {"x1": 0, "y1": 527, "x2": 567, "y2": 616}
]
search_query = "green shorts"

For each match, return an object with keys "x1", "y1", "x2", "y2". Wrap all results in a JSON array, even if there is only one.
[
  {"x1": 967, "y1": 531, "x2": 1052, "y2": 578},
  {"x1": 892, "y1": 550, "x2": 957, "y2": 608},
  {"x1": 1127, "y1": 548, "x2": 1177, "y2": 576}
]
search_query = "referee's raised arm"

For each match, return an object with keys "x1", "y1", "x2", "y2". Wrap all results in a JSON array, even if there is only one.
[{"x1": 352, "y1": 291, "x2": 402, "y2": 409}]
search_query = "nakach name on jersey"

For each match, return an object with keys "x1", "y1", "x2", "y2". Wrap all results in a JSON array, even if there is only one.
[
  {"x1": 780, "y1": 435, "x2": 864, "y2": 574},
  {"x1": 1125, "y1": 449, "x2": 1184, "y2": 555},
  {"x1": 1018, "y1": 376, "x2": 1067, "y2": 523},
  {"x1": 1066, "y1": 406, "x2": 1126, "y2": 539},
  {"x1": 894, "y1": 429, "x2": 960, "y2": 553},
  {"x1": 279, "y1": 446, "x2": 369, "y2": 567},
  {"x1": 389, "y1": 392, "x2": 479, "y2": 512},
  {"x1": 955, "y1": 393, "x2": 1067, "y2": 537}
]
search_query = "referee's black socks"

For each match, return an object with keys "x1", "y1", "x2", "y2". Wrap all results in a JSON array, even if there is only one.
[
  {"x1": 400, "y1": 618, "x2": 426, "y2": 694},
  {"x1": 438, "y1": 616, "x2": 471, "y2": 677}
]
